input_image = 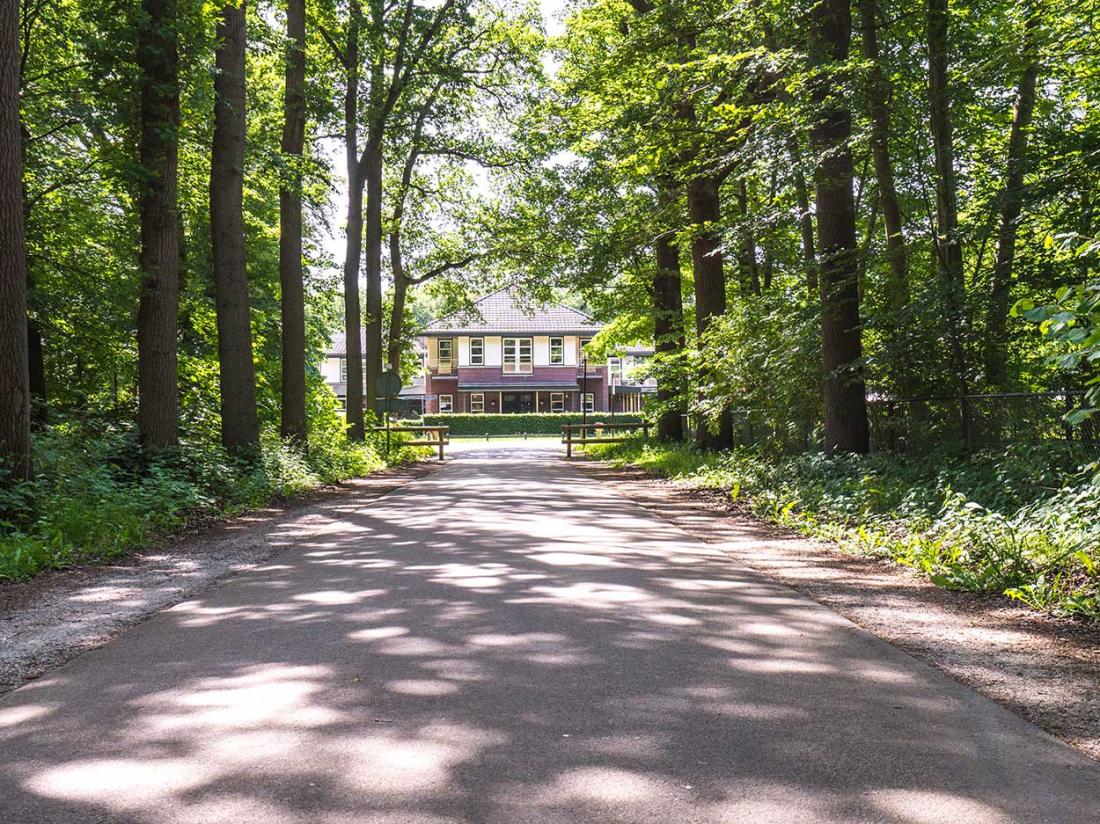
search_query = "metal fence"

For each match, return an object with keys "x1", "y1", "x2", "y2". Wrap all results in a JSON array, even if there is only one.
[{"x1": 867, "y1": 390, "x2": 1097, "y2": 454}]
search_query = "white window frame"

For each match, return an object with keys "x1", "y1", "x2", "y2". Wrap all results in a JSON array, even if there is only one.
[
  {"x1": 583, "y1": 392, "x2": 595, "y2": 413},
  {"x1": 549, "y1": 337, "x2": 564, "y2": 365},
  {"x1": 550, "y1": 392, "x2": 564, "y2": 413},
  {"x1": 502, "y1": 337, "x2": 533, "y2": 374},
  {"x1": 437, "y1": 339, "x2": 453, "y2": 373},
  {"x1": 608, "y1": 357, "x2": 622, "y2": 384},
  {"x1": 470, "y1": 392, "x2": 484, "y2": 413},
  {"x1": 340, "y1": 358, "x2": 348, "y2": 383},
  {"x1": 439, "y1": 394, "x2": 453, "y2": 413},
  {"x1": 469, "y1": 337, "x2": 484, "y2": 366}
]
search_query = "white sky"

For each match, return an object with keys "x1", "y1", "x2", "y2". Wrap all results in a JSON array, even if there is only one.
[{"x1": 318, "y1": 0, "x2": 568, "y2": 279}]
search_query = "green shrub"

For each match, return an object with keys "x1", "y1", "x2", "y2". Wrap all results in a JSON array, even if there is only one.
[
  {"x1": 589, "y1": 439, "x2": 1100, "y2": 619},
  {"x1": 423, "y1": 412, "x2": 645, "y2": 436},
  {"x1": 0, "y1": 418, "x2": 392, "y2": 582}
]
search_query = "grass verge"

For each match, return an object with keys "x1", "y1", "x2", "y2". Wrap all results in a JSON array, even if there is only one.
[
  {"x1": 0, "y1": 423, "x2": 424, "y2": 582},
  {"x1": 585, "y1": 439, "x2": 1100, "y2": 620}
]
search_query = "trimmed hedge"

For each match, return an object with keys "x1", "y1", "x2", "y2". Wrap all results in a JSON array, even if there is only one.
[{"x1": 423, "y1": 412, "x2": 645, "y2": 436}]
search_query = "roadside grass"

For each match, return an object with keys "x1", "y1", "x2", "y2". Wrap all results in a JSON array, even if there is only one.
[
  {"x1": 0, "y1": 423, "x2": 421, "y2": 582},
  {"x1": 585, "y1": 438, "x2": 1100, "y2": 620}
]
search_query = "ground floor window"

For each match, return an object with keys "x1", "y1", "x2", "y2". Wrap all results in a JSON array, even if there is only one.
[
  {"x1": 583, "y1": 392, "x2": 594, "y2": 413},
  {"x1": 439, "y1": 394, "x2": 453, "y2": 413},
  {"x1": 469, "y1": 392, "x2": 484, "y2": 413},
  {"x1": 550, "y1": 392, "x2": 564, "y2": 413}
]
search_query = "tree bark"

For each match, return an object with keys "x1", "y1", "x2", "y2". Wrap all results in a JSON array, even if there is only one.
[
  {"x1": 363, "y1": 140, "x2": 383, "y2": 416},
  {"x1": 27, "y1": 318, "x2": 46, "y2": 425},
  {"x1": 136, "y1": 0, "x2": 181, "y2": 451},
  {"x1": 387, "y1": 254, "x2": 407, "y2": 374},
  {"x1": 787, "y1": 137, "x2": 817, "y2": 295},
  {"x1": 983, "y1": 6, "x2": 1039, "y2": 387},
  {"x1": 687, "y1": 174, "x2": 733, "y2": 450},
  {"x1": 279, "y1": 0, "x2": 307, "y2": 444},
  {"x1": 0, "y1": 0, "x2": 31, "y2": 481},
  {"x1": 927, "y1": 0, "x2": 971, "y2": 437},
  {"x1": 211, "y1": 0, "x2": 259, "y2": 453},
  {"x1": 737, "y1": 177, "x2": 760, "y2": 295},
  {"x1": 859, "y1": 0, "x2": 909, "y2": 315},
  {"x1": 810, "y1": 0, "x2": 869, "y2": 454},
  {"x1": 653, "y1": 229, "x2": 685, "y2": 442},
  {"x1": 341, "y1": 3, "x2": 365, "y2": 440}
]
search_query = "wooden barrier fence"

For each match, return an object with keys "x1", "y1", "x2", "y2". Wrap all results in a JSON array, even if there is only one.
[{"x1": 562, "y1": 421, "x2": 649, "y2": 458}]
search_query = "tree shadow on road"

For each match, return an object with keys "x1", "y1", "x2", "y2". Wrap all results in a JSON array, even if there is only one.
[{"x1": 1, "y1": 452, "x2": 1097, "y2": 823}]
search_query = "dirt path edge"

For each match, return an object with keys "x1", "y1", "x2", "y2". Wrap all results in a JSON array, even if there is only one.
[
  {"x1": 0, "y1": 462, "x2": 440, "y2": 695},
  {"x1": 576, "y1": 460, "x2": 1100, "y2": 762}
]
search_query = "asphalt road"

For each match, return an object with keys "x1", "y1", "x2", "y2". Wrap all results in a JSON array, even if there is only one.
[{"x1": 2, "y1": 446, "x2": 1098, "y2": 823}]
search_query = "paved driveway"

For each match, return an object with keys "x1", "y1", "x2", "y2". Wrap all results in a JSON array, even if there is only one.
[{"x1": 1, "y1": 447, "x2": 1097, "y2": 823}]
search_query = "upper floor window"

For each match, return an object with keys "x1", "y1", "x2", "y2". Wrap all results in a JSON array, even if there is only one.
[
  {"x1": 549, "y1": 337, "x2": 564, "y2": 365},
  {"x1": 579, "y1": 337, "x2": 599, "y2": 371},
  {"x1": 608, "y1": 357, "x2": 622, "y2": 383},
  {"x1": 340, "y1": 358, "x2": 366, "y2": 383},
  {"x1": 503, "y1": 337, "x2": 533, "y2": 374},
  {"x1": 470, "y1": 337, "x2": 484, "y2": 365},
  {"x1": 437, "y1": 338, "x2": 453, "y2": 373}
]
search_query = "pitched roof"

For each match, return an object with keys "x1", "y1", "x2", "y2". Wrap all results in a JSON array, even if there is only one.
[
  {"x1": 327, "y1": 331, "x2": 426, "y2": 357},
  {"x1": 424, "y1": 286, "x2": 603, "y2": 336}
]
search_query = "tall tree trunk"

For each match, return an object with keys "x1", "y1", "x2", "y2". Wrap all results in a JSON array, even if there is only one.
[
  {"x1": 983, "y1": 6, "x2": 1039, "y2": 387},
  {"x1": 653, "y1": 229, "x2": 685, "y2": 442},
  {"x1": 341, "y1": 4, "x2": 365, "y2": 440},
  {"x1": 0, "y1": 0, "x2": 31, "y2": 482},
  {"x1": 363, "y1": 140, "x2": 383, "y2": 416},
  {"x1": 211, "y1": 0, "x2": 259, "y2": 453},
  {"x1": 737, "y1": 177, "x2": 760, "y2": 295},
  {"x1": 787, "y1": 137, "x2": 817, "y2": 295},
  {"x1": 26, "y1": 318, "x2": 45, "y2": 425},
  {"x1": 19, "y1": 120, "x2": 46, "y2": 425},
  {"x1": 387, "y1": 231, "x2": 407, "y2": 375},
  {"x1": 279, "y1": 0, "x2": 307, "y2": 443},
  {"x1": 860, "y1": 0, "x2": 909, "y2": 314},
  {"x1": 136, "y1": 0, "x2": 181, "y2": 451},
  {"x1": 927, "y1": 0, "x2": 971, "y2": 438},
  {"x1": 810, "y1": 0, "x2": 869, "y2": 454},
  {"x1": 687, "y1": 174, "x2": 733, "y2": 450}
]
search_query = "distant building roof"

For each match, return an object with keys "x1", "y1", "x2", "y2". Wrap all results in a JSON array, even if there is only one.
[
  {"x1": 327, "y1": 331, "x2": 427, "y2": 357},
  {"x1": 425, "y1": 286, "x2": 603, "y2": 336}
]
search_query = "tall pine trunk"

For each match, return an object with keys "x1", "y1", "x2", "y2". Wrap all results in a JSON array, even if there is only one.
[
  {"x1": 387, "y1": 231, "x2": 407, "y2": 374},
  {"x1": 279, "y1": 0, "x2": 307, "y2": 443},
  {"x1": 341, "y1": 4, "x2": 365, "y2": 440},
  {"x1": 687, "y1": 175, "x2": 733, "y2": 450},
  {"x1": 653, "y1": 228, "x2": 685, "y2": 442},
  {"x1": 136, "y1": 0, "x2": 181, "y2": 450},
  {"x1": 984, "y1": 6, "x2": 1039, "y2": 387},
  {"x1": 737, "y1": 177, "x2": 760, "y2": 295},
  {"x1": 363, "y1": 140, "x2": 383, "y2": 415},
  {"x1": 787, "y1": 137, "x2": 817, "y2": 294},
  {"x1": 810, "y1": 0, "x2": 869, "y2": 454},
  {"x1": 211, "y1": 0, "x2": 259, "y2": 453},
  {"x1": 860, "y1": 0, "x2": 909, "y2": 315},
  {"x1": 928, "y1": 0, "x2": 971, "y2": 439},
  {"x1": 0, "y1": 0, "x2": 31, "y2": 481}
]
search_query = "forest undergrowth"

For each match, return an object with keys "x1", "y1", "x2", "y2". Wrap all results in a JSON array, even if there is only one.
[{"x1": 589, "y1": 439, "x2": 1100, "y2": 620}]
